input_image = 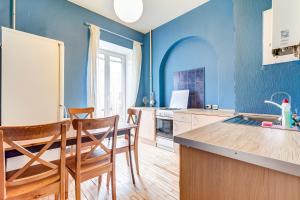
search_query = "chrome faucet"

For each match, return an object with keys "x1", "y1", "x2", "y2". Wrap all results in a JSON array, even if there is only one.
[
  {"x1": 264, "y1": 91, "x2": 291, "y2": 109},
  {"x1": 264, "y1": 92, "x2": 292, "y2": 122},
  {"x1": 264, "y1": 100, "x2": 283, "y2": 110}
]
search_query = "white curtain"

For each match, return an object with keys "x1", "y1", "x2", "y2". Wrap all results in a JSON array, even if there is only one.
[
  {"x1": 126, "y1": 41, "x2": 142, "y2": 108},
  {"x1": 86, "y1": 24, "x2": 101, "y2": 116}
]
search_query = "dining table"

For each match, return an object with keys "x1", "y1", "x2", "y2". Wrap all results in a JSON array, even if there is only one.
[{"x1": 4, "y1": 122, "x2": 138, "y2": 184}]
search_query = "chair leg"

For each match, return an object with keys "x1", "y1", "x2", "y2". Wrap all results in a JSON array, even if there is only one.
[
  {"x1": 125, "y1": 152, "x2": 129, "y2": 166},
  {"x1": 60, "y1": 171, "x2": 66, "y2": 200},
  {"x1": 75, "y1": 178, "x2": 81, "y2": 200},
  {"x1": 106, "y1": 172, "x2": 110, "y2": 189},
  {"x1": 65, "y1": 173, "x2": 69, "y2": 199},
  {"x1": 111, "y1": 170, "x2": 116, "y2": 200},
  {"x1": 134, "y1": 148, "x2": 140, "y2": 175},
  {"x1": 98, "y1": 175, "x2": 102, "y2": 191}
]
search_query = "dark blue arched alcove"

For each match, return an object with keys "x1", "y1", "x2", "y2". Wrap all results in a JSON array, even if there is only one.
[{"x1": 158, "y1": 36, "x2": 218, "y2": 107}]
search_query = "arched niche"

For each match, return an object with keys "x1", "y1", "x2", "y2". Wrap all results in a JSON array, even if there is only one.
[{"x1": 158, "y1": 36, "x2": 218, "y2": 107}]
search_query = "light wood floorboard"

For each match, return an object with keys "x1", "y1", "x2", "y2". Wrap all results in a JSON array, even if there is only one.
[{"x1": 42, "y1": 142, "x2": 179, "y2": 200}]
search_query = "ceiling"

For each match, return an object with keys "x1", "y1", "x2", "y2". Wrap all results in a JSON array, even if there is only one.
[{"x1": 68, "y1": 0, "x2": 210, "y2": 33}]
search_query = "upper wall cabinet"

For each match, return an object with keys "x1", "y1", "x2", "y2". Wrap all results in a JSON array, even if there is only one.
[{"x1": 263, "y1": 9, "x2": 299, "y2": 65}]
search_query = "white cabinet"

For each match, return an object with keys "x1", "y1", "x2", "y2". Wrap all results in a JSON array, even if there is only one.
[
  {"x1": 139, "y1": 109, "x2": 156, "y2": 145},
  {"x1": 173, "y1": 113, "x2": 192, "y2": 152},
  {"x1": 174, "y1": 120, "x2": 192, "y2": 136},
  {"x1": 192, "y1": 115, "x2": 227, "y2": 130},
  {"x1": 173, "y1": 113, "x2": 192, "y2": 136},
  {"x1": 174, "y1": 112, "x2": 229, "y2": 136},
  {"x1": 173, "y1": 111, "x2": 229, "y2": 153},
  {"x1": 174, "y1": 113, "x2": 192, "y2": 123}
]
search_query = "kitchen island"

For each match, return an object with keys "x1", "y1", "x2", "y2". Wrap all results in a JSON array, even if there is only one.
[{"x1": 174, "y1": 116, "x2": 300, "y2": 200}]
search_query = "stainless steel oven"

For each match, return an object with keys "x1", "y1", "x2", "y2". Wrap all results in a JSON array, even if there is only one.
[
  {"x1": 156, "y1": 116, "x2": 173, "y2": 140},
  {"x1": 155, "y1": 112, "x2": 175, "y2": 151}
]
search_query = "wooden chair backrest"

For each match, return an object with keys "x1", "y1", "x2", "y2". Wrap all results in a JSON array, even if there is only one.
[
  {"x1": 127, "y1": 109, "x2": 142, "y2": 145},
  {"x1": 68, "y1": 107, "x2": 94, "y2": 121},
  {"x1": 72, "y1": 116, "x2": 119, "y2": 173},
  {"x1": 0, "y1": 120, "x2": 71, "y2": 195}
]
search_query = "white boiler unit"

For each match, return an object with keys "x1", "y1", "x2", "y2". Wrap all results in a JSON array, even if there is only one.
[
  {"x1": 1, "y1": 27, "x2": 65, "y2": 125},
  {"x1": 272, "y1": 0, "x2": 300, "y2": 55},
  {"x1": 263, "y1": 0, "x2": 300, "y2": 65}
]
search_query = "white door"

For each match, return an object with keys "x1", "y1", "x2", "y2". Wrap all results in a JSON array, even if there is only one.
[{"x1": 96, "y1": 49, "x2": 126, "y2": 121}]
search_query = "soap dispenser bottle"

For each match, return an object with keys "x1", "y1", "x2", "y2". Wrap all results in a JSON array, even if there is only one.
[{"x1": 282, "y1": 98, "x2": 292, "y2": 129}]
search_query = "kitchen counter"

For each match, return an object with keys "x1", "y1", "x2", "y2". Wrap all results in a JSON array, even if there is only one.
[
  {"x1": 174, "y1": 108, "x2": 235, "y2": 117},
  {"x1": 134, "y1": 107, "x2": 235, "y2": 117},
  {"x1": 174, "y1": 119, "x2": 300, "y2": 177},
  {"x1": 132, "y1": 107, "x2": 157, "y2": 111}
]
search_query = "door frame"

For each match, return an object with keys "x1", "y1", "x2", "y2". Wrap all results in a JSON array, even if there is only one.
[{"x1": 98, "y1": 49, "x2": 126, "y2": 120}]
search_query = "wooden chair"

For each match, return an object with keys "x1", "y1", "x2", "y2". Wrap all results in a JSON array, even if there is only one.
[
  {"x1": 68, "y1": 107, "x2": 94, "y2": 121},
  {"x1": 68, "y1": 107, "x2": 95, "y2": 155},
  {"x1": 0, "y1": 120, "x2": 70, "y2": 200},
  {"x1": 107, "y1": 109, "x2": 142, "y2": 187},
  {"x1": 66, "y1": 115, "x2": 119, "y2": 200}
]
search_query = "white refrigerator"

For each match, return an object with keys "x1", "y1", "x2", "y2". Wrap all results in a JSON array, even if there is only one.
[{"x1": 1, "y1": 27, "x2": 64, "y2": 125}]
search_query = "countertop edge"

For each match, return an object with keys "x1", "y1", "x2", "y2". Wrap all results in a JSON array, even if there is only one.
[
  {"x1": 174, "y1": 136, "x2": 300, "y2": 177},
  {"x1": 174, "y1": 109, "x2": 235, "y2": 117}
]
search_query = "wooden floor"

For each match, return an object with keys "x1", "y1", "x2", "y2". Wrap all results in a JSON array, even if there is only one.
[{"x1": 43, "y1": 142, "x2": 179, "y2": 200}]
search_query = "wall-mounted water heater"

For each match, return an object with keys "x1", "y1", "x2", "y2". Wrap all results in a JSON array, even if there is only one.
[{"x1": 263, "y1": 0, "x2": 300, "y2": 65}]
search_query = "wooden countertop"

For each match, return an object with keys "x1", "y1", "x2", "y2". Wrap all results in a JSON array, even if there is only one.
[
  {"x1": 132, "y1": 107, "x2": 157, "y2": 111},
  {"x1": 133, "y1": 107, "x2": 235, "y2": 117},
  {"x1": 174, "y1": 109, "x2": 235, "y2": 117},
  {"x1": 174, "y1": 120, "x2": 300, "y2": 177}
]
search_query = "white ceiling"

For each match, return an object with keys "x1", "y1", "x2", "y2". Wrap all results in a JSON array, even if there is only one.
[{"x1": 68, "y1": 0, "x2": 210, "y2": 33}]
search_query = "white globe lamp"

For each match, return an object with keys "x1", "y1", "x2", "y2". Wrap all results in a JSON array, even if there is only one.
[{"x1": 114, "y1": 0, "x2": 144, "y2": 23}]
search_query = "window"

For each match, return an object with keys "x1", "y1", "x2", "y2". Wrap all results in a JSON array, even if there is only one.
[{"x1": 96, "y1": 41, "x2": 132, "y2": 122}]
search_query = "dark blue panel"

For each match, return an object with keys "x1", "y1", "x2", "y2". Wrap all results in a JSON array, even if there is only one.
[{"x1": 173, "y1": 68, "x2": 205, "y2": 108}]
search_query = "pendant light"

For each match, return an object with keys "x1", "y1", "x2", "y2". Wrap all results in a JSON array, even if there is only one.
[{"x1": 114, "y1": 0, "x2": 143, "y2": 23}]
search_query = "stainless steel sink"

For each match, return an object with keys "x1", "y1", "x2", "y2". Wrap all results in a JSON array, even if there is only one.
[{"x1": 224, "y1": 115, "x2": 280, "y2": 127}]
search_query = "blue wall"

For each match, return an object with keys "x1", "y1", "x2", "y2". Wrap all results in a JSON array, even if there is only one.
[
  {"x1": 2, "y1": 0, "x2": 300, "y2": 114},
  {"x1": 140, "y1": 0, "x2": 300, "y2": 114},
  {"x1": 144, "y1": 0, "x2": 235, "y2": 108},
  {"x1": 0, "y1": 0, "x2": 144, "y2": 108},
  {"x1": 137, "y1": 33, "x2": 151, "y2": 106},
  {"x1": 233, "y1": 0, "x2": 300, "y2": 114}
]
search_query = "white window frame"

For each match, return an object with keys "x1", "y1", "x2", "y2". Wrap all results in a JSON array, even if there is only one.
[{"x1": 97, "y1": 48, "x2": 127, "y2": 120}]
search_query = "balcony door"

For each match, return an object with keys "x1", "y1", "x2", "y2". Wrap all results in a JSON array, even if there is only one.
[{"x1": 96, "y1": 49, "x2": 126, "y2": 121}]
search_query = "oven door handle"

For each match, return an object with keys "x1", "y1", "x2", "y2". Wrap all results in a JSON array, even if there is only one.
[{"x1": 156, "y1": 116, "x2": 173, "y2": 120}]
